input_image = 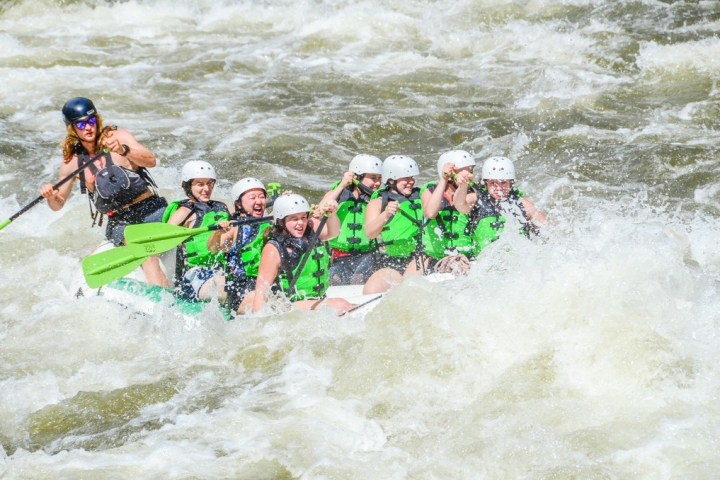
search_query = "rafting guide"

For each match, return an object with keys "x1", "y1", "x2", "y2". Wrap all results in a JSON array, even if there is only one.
[{"x1": 39, "y1": 97, "x2": 169, "y2": 287}]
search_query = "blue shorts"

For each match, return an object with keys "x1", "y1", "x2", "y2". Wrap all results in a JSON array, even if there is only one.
[{"x1": 177, "y1": 267, "x2": 218, "y2": 302}]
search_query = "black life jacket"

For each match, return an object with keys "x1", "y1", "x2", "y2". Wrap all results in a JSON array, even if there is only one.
[{"x1": 76, "y1": 141, "x2": 157, "y2": 225}]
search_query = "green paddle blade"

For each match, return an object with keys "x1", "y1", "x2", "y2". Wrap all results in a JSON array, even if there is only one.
[
  {"x1": 82, "y1": 244, "x2": 150, "y2": 288},
  {"x1": 124, "y1": 222, "x2": 211, "y2": 248},
  {"x1": 123, "y1": 217, "x2": 273, "y2": 255},
  {"x1": 0, "y1": 218, "x2": 11, "y2": 231}
]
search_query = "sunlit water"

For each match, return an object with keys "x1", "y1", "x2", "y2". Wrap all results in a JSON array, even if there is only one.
[{"x1": 1, "y1": 0, "x2": 720, "y2": 478}]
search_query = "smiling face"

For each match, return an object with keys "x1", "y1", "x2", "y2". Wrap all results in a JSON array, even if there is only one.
[
  {"x1": 238, "y1": 188, "x2": 267, "y2": 217},
  {"x1": 282, "y1": 212, "x2": 309, "y2": 238},
  {"x1": 190, "y1": 178, "x2": 215, "y2": 202},
  {"x1": 359, "y1": 173, "x2": 382, "y2": 192},
  {"x1": 392, "y1": 176, "x2": 416, "y2": 196}
]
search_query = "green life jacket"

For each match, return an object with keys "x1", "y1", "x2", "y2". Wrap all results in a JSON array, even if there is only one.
[
  {"x1": 419, "y1": 181, "x2": 476, "y2": 259},
  {"x1": 329, "y1": 183, "x2": 375, "y2": 253},
  {"x1": 466, "y1": 187, "x2": 525, "y2": 257},
  {"x1": 269, "y1": 232, "x2": 330, "y2": 301},
  {"x1": 371, "y1": 186, "x2": 424, "y2": 258},
  {"x1": 162, "y1": 199, "x2": 230, "y2": 268}
]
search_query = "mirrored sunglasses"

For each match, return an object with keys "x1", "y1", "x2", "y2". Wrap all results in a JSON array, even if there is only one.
[{"x1": 74, "y1": 116, "x2": 97, "y2": 130}]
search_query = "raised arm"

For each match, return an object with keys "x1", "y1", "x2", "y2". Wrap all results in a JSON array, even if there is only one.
[
  {"x1": 207, "y1": 221, "x2": 237, "y2": 253},
  {"x1": 453, "y1": 170, "x2": 477, "y2": 214},
  {"x1": 522, "y1": 198, "x2": 548, "y2": 229},
  {"x1": 364, "y1": 197, "x2": 398, "y2": 239},
  {"x1": 102, "y1": 128, "x2": 156, "y2": 169},
  {"x1": 314, "y1": 200, "x2": 340, "y2": 241},
  {"x1": 321, "y1": 171, "x2": 355, "y2": 205}
]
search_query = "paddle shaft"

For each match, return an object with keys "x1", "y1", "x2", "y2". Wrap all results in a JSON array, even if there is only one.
[
  {"x1": 339, "y1": 294, "x2": 383, "y2": 316},
  {"x1": 0, "y1": 150, "x2": 107, "y2": 231},
  {"x1": 125, "y1": 216, "x2": 273, "y2": 245}
]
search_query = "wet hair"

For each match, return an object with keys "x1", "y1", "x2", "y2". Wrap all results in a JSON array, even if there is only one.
[{"x1": 61, "y1": 113, "x2": 108, "y2": 162}]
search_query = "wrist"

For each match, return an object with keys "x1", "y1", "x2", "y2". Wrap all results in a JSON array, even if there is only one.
[{"x1": 121, "y1": 144, "x2": 130, "y2": 156}]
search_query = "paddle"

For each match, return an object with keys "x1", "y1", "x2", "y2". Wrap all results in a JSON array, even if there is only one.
[
  {"x1": 124, "y1": 216, "x2": 273, "y2": 250},
  {"x1": 0, "y1": 149, "x2": 108, "y2": 232},
  {"x1": 339, "y1": 294, "x2": 383, "y2": 316},
  {"x1": 82, "y1": 216, "x2": 273, "y2": 288},
  {"x1": 82, "y1": 243, "x2": 153, "y2": 288}
]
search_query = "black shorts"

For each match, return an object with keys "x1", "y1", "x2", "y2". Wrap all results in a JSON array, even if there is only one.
[
  {"x1": 329, "y1": 251, "x2": 376, "y2": 286},
  {"x1": 225, "y1": 275, "x2": 257, "y2": 312},
  {"x1": 372, "y1": 253, "x2": 413, "y2": 275},
  {"x1": 105, "y1": 195, "x2": 168, "y2": 246}
]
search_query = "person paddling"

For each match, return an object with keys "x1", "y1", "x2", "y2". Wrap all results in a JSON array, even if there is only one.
[
  {"x1": 240, "y1": 193, "x2": 353, "y2": 315},
  {"x1": 363, "y1": 155, "x2": 425, "y2": 294},
  {"x1": 455, "y1": 156, "x2": 547, "y2": 243},
  {"x1": 39, "y1": 97, "x2": 169, "y2": 286},
  {"x1": 163, "y1": 161, "x2": 230, "y2": 301},
  {"x1": 420, "y1": 150, "x2": 477, "y2": 275},
  {"x1": 207, "y1": 177, "x2": 273, "y2": 313},
  {"x1": 320, "y1": 154, "x2": 383, "y2": 286}
]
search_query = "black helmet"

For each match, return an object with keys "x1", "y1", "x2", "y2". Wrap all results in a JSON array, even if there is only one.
[{"x1": 62, "y1": 97, "x2": 97, "y2": 125}]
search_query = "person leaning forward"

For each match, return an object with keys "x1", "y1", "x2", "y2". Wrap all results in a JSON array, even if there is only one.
[{"x1": 39, "y1": 97, "x2": 170, "y2": 287}]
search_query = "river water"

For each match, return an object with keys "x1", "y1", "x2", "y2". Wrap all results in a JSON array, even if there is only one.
[{"x1": 1, "y1": 0, "x2": 720, "y2": 478}]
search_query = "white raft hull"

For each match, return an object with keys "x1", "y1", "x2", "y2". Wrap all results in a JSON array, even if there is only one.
[{"x1": 84, "y1": 241, "x2": 383, "y2": 320}]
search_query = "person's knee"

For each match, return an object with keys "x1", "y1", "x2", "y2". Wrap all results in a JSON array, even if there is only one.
[{"x1": 237, "y1": 291, "x2": 256, "y2": 314}]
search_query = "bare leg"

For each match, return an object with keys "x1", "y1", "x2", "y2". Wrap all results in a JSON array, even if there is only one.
[
  {"x1": 404, "y1": 256, "x2": 429, "y2": 276},
  {"x1": 323, "y1": 297, "x2": 354, "y2": 315},
  {"x1": 198, "y1": 273, "x2": 227, "y2": 301},
  {"x1": 295, "y1": 297, "x2": 354, "y2": 315},
  {"x1": 237, "y1": 291, "x2": 256, "y2": 315},
  {"x1": 363, "y1": 267, "x2": 402, "y2": 294},
  {"x1": 141, "y1": 256, "x2": 170, "y2": 287}
]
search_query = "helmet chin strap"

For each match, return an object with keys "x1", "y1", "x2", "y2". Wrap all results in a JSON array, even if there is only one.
[{"x1": 354, "y1": 178, "x2": 374, "y2": 196}]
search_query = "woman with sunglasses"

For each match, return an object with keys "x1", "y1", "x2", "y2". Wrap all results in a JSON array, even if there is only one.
[{"x1": 39, "y1": 97, "x2": 169, "y2": 286}]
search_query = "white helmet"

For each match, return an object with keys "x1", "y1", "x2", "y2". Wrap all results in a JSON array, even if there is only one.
[
  {"x1": 382, "y1": 155, "x2": 420, "y2": 182},
  {"x1": 181, "y1": 160, "x2": 216, "y2": 182},
  {"x1": 349, "y1": 154, "x2": 383, "y2": 175},
  {"x1": 481, "y1": 156, "x2": 516, "y2": 181},
  {"x1": 272, "y1": 193, "x2": 310, "y2": 221},
  {"x1": 231, "y1": 177, "x2": 266, "y2": 202},
  {"x1": 437, "y1": 150, "x2": 476, "y2": 177}
]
